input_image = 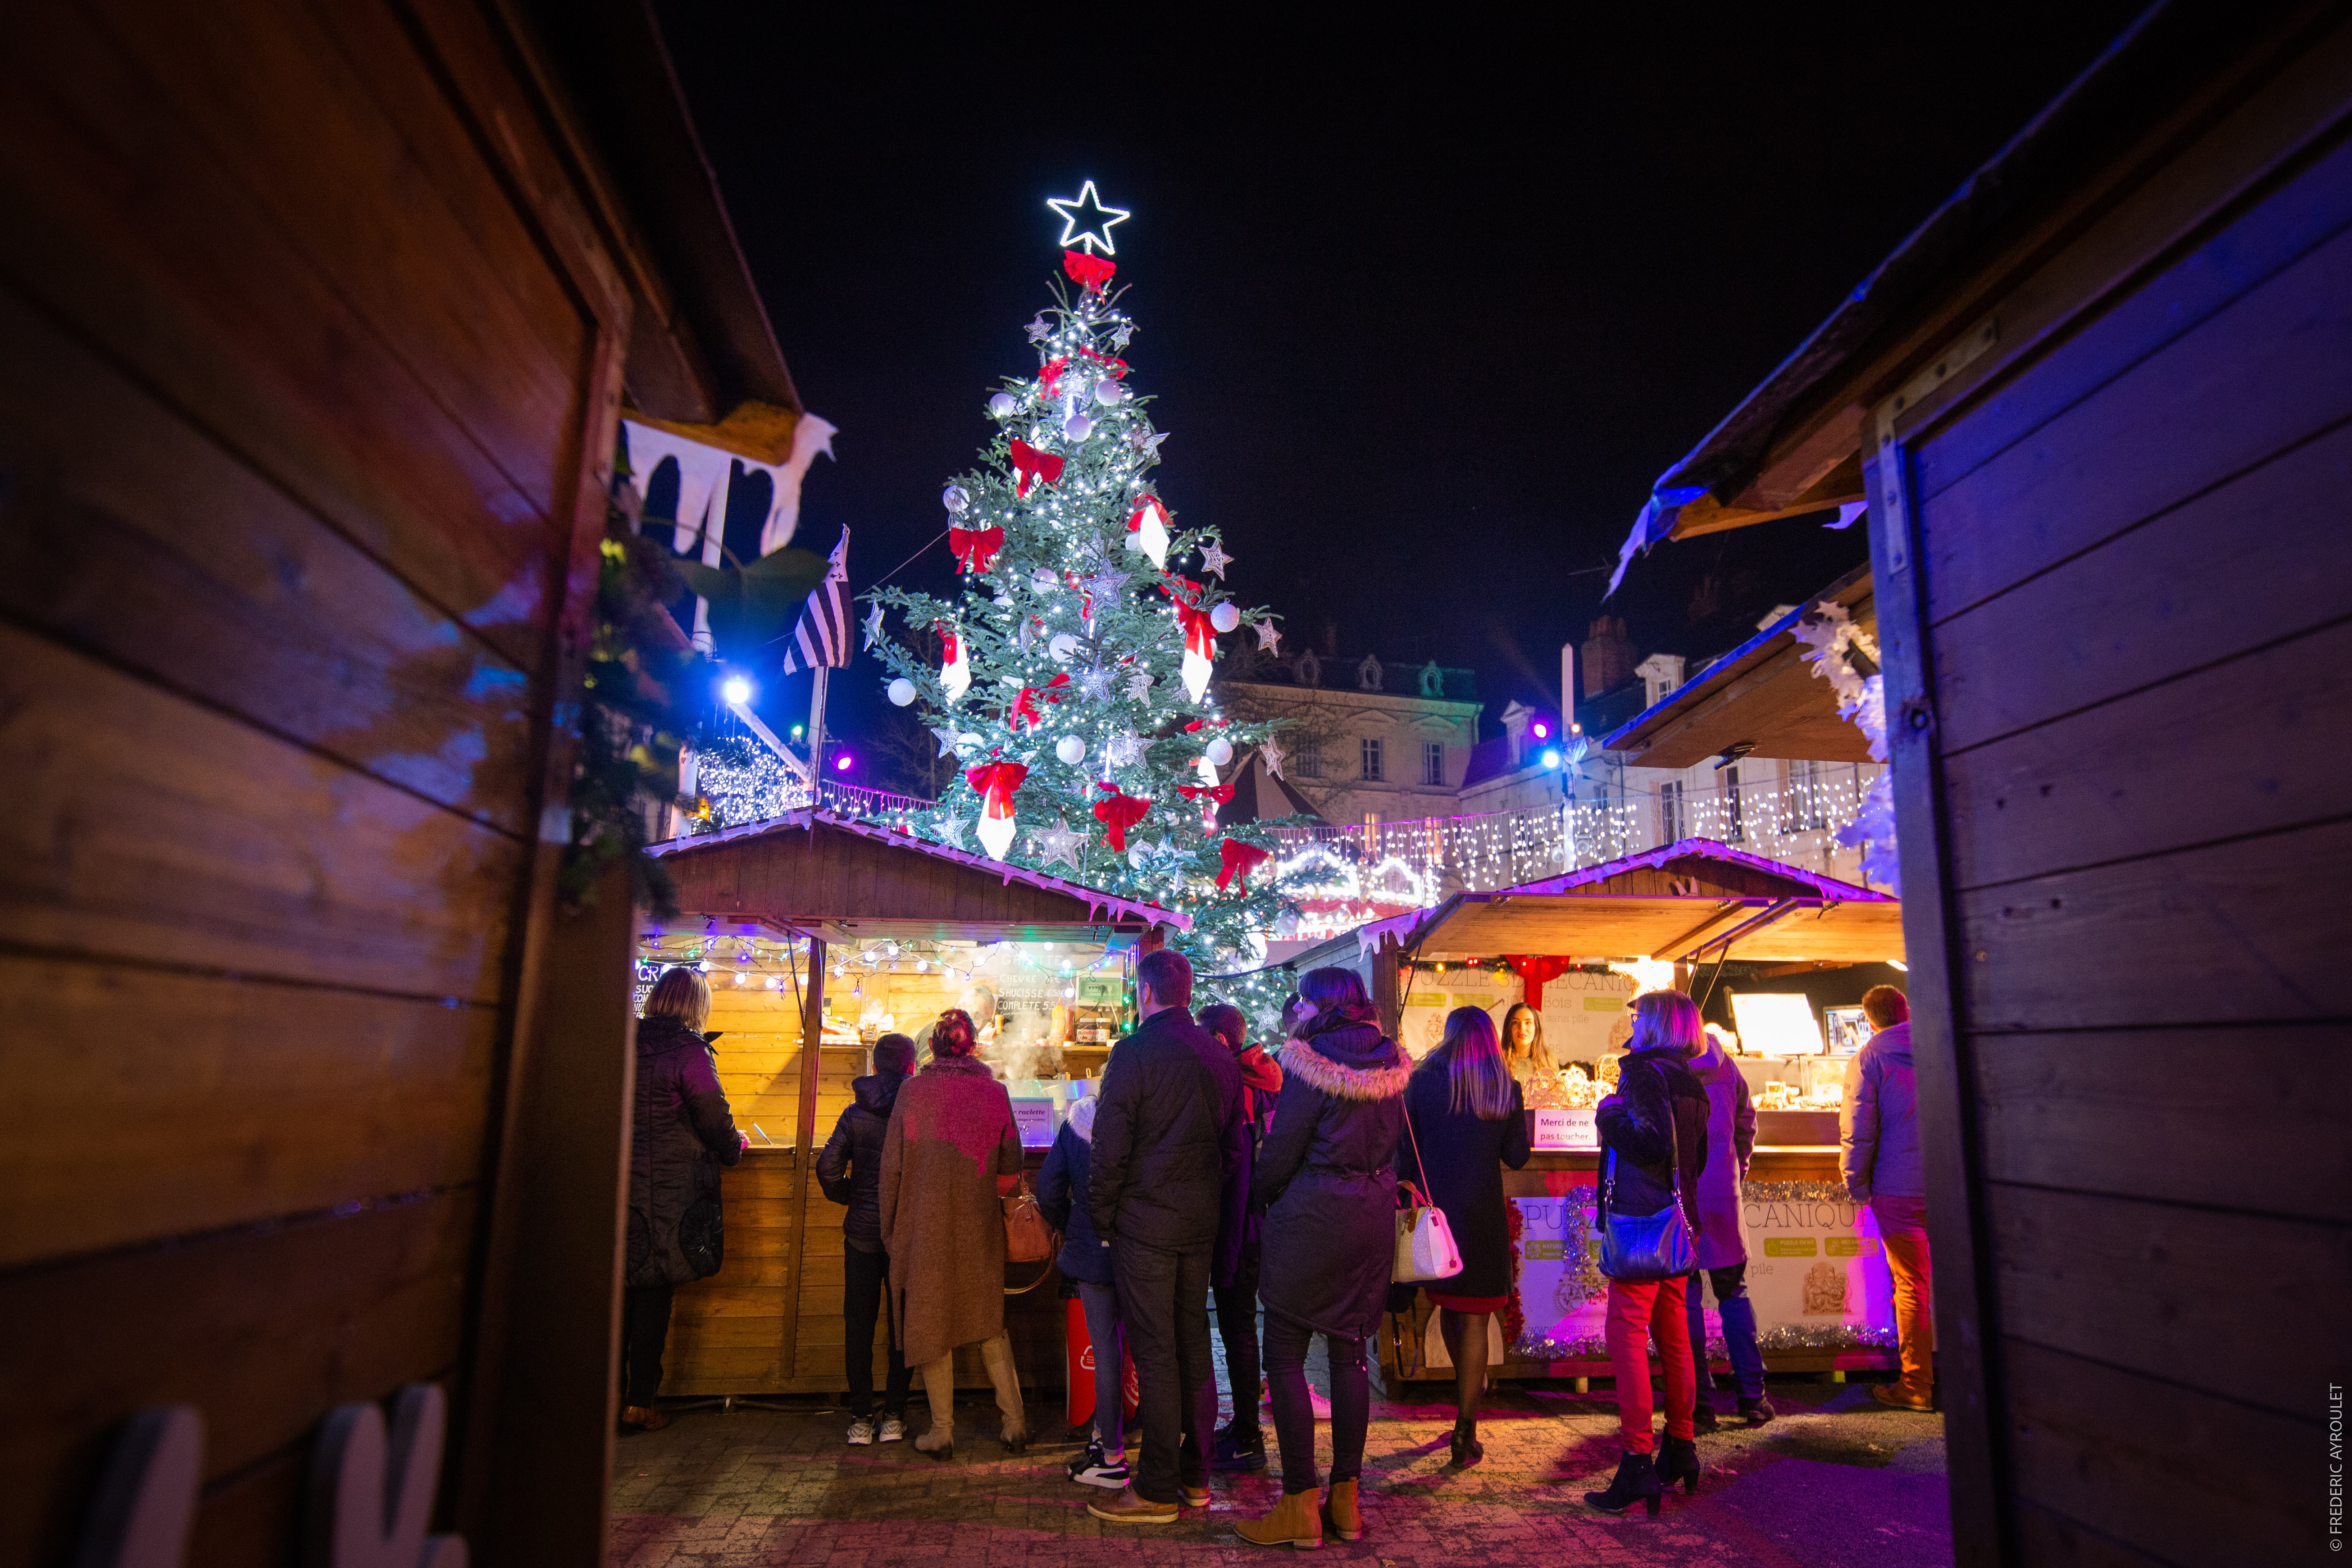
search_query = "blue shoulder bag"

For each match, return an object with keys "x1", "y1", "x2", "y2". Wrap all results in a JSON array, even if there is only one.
[{"x1": 1597, "y1": 1067, "x2": 1696, "y2": 1282}]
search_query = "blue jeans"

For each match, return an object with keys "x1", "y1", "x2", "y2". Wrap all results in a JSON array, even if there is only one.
[
  {"x1": 1686, "y1": 1264, "x2": 1765, "y2": 1405},
  {"x1": 1078, "y1": 1279, "x2": 1127, "y2": 1454}
]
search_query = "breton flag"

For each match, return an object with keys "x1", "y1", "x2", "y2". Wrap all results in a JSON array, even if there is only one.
[{"x1": 781, "y1": 528, "x2": 851, "y2": 675}]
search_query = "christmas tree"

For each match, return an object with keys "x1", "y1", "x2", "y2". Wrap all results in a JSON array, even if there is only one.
[{"x1": 867, "y1": 191, "x2": 1292, "y2": 984}]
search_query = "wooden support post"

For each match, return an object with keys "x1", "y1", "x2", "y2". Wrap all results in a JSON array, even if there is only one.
[
  {"x1": 1371, "y1": 932, "x2": 1402, "y2": 1041},
  {"x1": 779, "y1": 938, "x2": 825, "y2": 1378}
]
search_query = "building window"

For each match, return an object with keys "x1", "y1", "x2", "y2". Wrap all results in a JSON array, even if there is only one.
[
  {"x1": 1361, "y1": 736, "x2": 1384, "y2": 782},
  {"x1": 1422, "y1": 741, "x2": 1445, "y2": 786},
  {"x1": 1296, "y1": 733, "x2": 1323, "y2": 778},
  {"x1": 1723, "y1": 766, "x2": 1744, "y2": 842},
  {"x1": 1660, "y1": 780, "x2": 1684, "y2": 843}
]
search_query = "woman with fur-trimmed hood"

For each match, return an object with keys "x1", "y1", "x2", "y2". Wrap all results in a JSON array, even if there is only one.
[{"x1": 1237, "y1": 967, "x2": 1412, "y2": 1550}]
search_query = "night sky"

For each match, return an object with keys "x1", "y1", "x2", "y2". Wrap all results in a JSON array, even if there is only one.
[{"x1": 656, "y1": 7, "x2": 2150, "y2": 778}]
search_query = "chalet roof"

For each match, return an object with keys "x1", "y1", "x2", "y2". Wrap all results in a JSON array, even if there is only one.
[
  {"x1": 1610, "y1": 0, "x2": 2270, "y2": 586},
  {"x1": 1602, "y1": 563, "x2": 1875, "y2": 768},
  {"x1": 1215, "y1": 751, "x2": 1327, "y2": 828},
  {"x1": 648, "y1": 810, "x2": 1186, "y2": 941},
  {"x1": 1289, "y1": 839, "x2": 1900, "y2": 970}
]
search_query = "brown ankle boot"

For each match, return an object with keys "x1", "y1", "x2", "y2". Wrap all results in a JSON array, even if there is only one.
[
  {"x1": 1237, "y1": 1488, "x2": 1322, "y2": 1549},
  {"x1": 619, "y1": 1405, "x2": 669, "y2": 1433},
  {"x1": 1321, "y1": 1478, "x2": 1362, "y2": 1541}
]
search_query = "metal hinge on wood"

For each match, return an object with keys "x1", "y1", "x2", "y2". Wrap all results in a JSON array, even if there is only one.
[{"x1": 1871, "y1": 316, "x2": 1998, "y2": 575}]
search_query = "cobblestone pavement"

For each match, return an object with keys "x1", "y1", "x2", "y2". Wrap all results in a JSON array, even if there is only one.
[{"x1": 610, "y1": 1376, "x2": 1951, "y2": 1568}]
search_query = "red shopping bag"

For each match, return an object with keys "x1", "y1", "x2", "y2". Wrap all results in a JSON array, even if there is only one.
[{"x1": 1064, "y1": 1297, "x2": 1142, "y2": 1429}]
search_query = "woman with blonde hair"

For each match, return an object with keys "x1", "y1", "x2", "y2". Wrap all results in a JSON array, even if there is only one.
[
  {"x1": 879, "y1": 1008, "x2": 1029, "y2": 1459},
  {"x1": 1584, "y1": 990, "x2": 1711, "y2": 1516},
  {"x1": 1398, "y1": 1006, "x2": 1531, "y2": 1467},
  {"x1": 622, "y1": 966, "x2": 746, "y2": 1432}
]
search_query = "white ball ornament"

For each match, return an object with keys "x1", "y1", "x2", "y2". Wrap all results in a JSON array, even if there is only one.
[
  {"x1": 1210, "y1": 602, "x2": 1242, "y2": 634},
  {"x1": 986, "y1": 392, "x2": 1018, "y2": 419},
  {"x1": 1206, "y1": 737, "x2": 1234, "y2": 767},
  {"x1": 1055, "y1": 735, "x2": 1087, "y2": 766},
  {"x1": 1063, "y1": 412, "x2": 1093, "y2": 441},
  {"x1": 1093, "y1": 380, "x2": 1124, "y2": 406},
  {"x1": 942, "y1": 484, "x2": 970, "y2": 516},
  {"x1": 1047, "y1": 632, "x2": 1078, "y2": 660},
  {"x1": 887, "y1": 677, "x2": 917, "y2": 707}
]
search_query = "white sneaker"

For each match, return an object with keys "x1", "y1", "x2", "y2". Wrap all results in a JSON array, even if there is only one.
[
  {"x1": 877, "y1": 1416, "x2": 906, "y2": 1443},
  {"x1": 1070, "y1": 1446, "x2": 1131, "y2": 1490},
  {"x1": 846, "y1": 1417, "x2": 876, "y2": 1445}
]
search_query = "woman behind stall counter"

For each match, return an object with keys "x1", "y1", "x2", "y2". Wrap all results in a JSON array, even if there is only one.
[{"x1": 621, "y1": 966, "x2": 747, "y2": 1435}]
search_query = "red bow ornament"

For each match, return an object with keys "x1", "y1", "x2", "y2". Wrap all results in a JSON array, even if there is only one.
[
  {"x1": 1126, "y1": 495, "x2": 1171, "y2": 568},
  {"x1": 949, "y1": 523, "x2": 1004, "y2": 575},
  {"x1": 1010, "y1": 438, "x2": 1065, "y2": 500},
  {"x1": 1215, "y1": 839, "x2": 1273, "y2": 892},
  {"x1": 1504, "y1": 954, "x2": 1578, "y2": 1011},
  {"x1": 1063, "y1": 250, "x2": 1117, "y2": 292},
  {"x1": 937, "y1": 623, "x2": 970, "y2": 704},
  {"x1": 1010, "y1": 672, "x2": 1072, "y2": 731},
  {"x1": 966, "y1": 760, "x2": 1028, "y2": 861},
  {"x1": 1092, "y1": 784, "x2": 1150, "y2": 851},
  {"x1": 1038, "y1": 355, "x2": 1071, "y2": 400}
]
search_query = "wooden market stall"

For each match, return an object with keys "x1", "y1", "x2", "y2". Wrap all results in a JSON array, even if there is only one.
[
  {"x1": 644, "y1": 810, "x2": 1185, "y2": 1400},
  {"x1": 1277, "y1": 841, "x2": 1907, "y2": 1391},
  {"x1": 1604, "y1": 7, "x2": 2351, "y2": 1559}
]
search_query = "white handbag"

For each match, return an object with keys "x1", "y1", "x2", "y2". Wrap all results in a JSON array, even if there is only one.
[{"x1": 1392, "y1": 1104, "x2": 1464, "y2": 1284}]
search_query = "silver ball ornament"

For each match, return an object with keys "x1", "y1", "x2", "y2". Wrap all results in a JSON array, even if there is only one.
[
  {"x1": 886, "y1": 677, "x2": 916, "y2": 707},
  {"x1": 1063, "y1": 412, "x2": 1093, "y2": 441},
  {"x1": 942, "y1": 484, "x2": 970, "y2": 516},
  {"x1": 1093, "y1": 380, "x2": 1124, "y2": 406},
  {"x1": 1210, "y1": 602, "x2": 1242, "y2": 634},
  {"x1": 986, "y1": 392, "x2": 1018, "y2": 418},
  {"x1": 1047, "y1": 632, "x2": 1078, "y2": 660},
  {"x1": 1055, "y1": 735, "x2": 1087, "y2": 766},
  {"x1": 1205, "y1": 737, "x2": 1234, "y2": 767}
]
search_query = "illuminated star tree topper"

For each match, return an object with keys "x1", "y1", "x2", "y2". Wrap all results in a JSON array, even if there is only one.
[{"x1": 1046, "y1": 179, "x2": 1131, "y2": 255}]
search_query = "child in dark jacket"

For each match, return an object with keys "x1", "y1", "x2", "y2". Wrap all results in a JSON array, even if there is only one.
[
  {"x1": 1038, "y1": 1094, "x2": 1130, "y2": 1490},
  {"x1": 817, "y1": 1033, "x2": 916, "y2": 1444}
]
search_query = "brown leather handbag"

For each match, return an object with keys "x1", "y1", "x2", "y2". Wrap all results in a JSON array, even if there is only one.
[{"x1": 1002, "y1": 1172, "x2": 1061, "y2": 1295}]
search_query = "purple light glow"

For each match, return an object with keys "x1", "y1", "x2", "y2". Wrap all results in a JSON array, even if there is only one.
[{"x1": 834, "y1": 754, "x2": 855, "y2": 772}]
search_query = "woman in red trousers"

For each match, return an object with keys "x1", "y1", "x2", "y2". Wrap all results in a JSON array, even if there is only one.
[{"x1": 1585, "y1": 990, "x2": 1711, "y2": 1515}]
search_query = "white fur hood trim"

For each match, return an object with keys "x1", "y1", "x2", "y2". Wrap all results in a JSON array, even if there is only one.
[{"x1": 1276, "y1": 1038, "x2": 1413, "y2": 1102}]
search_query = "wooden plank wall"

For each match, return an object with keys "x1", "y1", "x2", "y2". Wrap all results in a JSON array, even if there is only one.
[
  {"x1": 0, "y1": 0, "x2": 629, "y2": 1558},
  {"x1": 1893, "y1": 32, "x2": 2352, "y2": 1565}
]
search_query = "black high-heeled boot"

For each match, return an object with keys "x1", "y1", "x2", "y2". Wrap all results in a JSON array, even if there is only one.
[
  {"x1": 1583, "y1": 1450, "x2": 1662, "y2": 1516},
  {"x1": 1655, "y1": 1433, "x2": 1701, "y2": 1495},
  {"x1": 1448, "y1": 1416, "x2": 1483, "y2": 1468}
]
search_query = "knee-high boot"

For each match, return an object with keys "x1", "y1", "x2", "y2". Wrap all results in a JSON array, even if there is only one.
[
  {"x1": 916, "y1": 1352, "x2": 957, "y2": 1459},
  {"x1": 978, "y1": 1332, "x2": 1028, "y2": 1451}
]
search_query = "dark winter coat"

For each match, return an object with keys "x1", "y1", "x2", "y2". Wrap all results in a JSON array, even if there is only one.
[
  {"x1": 626, "y1": 1015, "x2": 744, "y2": 1290},
  {"x1": 1037, "y1": 1098, "x2": 1113, "y2": 1286},
  {"x1": 1594, "y1": 1046, "x2": 1711, "y2": 1243},
  {"x1": 878, "y1": 1054, "x2": 1024, "y2": 1367},
  {"x1": 1688, "y1": 1035, "x2": 1756, "y2": 1269},
  {"x1": 1396, "y1": 1064, "x2": 1530, "y2": 1299},
  {"x1": 1251, "y1": 1008, "x2": 1414, "y2": 1339},
  {"x1": 817, "y1": 1071, "x2": 909, "y2": 1253},
  {"x1": 1087, "y1": 1006, "x2": 1247, "y2": 1279}
]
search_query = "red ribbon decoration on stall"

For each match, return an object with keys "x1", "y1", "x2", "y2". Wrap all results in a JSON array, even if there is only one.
[
  {"x1": 1503, "y1": 954, "x2": 1578, "y2": 1012},
  {"x1": 1092, "y1": 783, "x2": 1150, "y2": 851},
  {"x1": 1215, "y1": 838, "x2": 1273, "y2": 892},
  {"x1": 1010, "y1": 439, "x2": 1065, "y2": 499},
  {"x1": 1063, "y1": 250, "x2": 1117, "y2": 292},
  {"x1": 948, "y1": 523, "x2": 1004, "y2": 575}
]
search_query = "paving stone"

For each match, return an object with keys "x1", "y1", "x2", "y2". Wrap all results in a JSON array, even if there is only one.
[{"x1": 614, "y1": 1378, "x2": 1949, "y2": 1566}]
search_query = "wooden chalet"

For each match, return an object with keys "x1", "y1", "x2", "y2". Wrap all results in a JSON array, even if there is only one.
[
  {"x1": 1609, "y1": 4, "x2": 2351, "y2": 1560},
  {"x1": 1, "y1": 1, "x2": 814, "y2": 1559},
  {"x1": 645, "y1": 813, "x2": 1185, "y2": 1399}
]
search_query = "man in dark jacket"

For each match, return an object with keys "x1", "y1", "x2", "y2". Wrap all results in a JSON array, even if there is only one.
[
  {"x1": 1197, "y1": 1002, "x2": 1277, "y2": 1471},
  {"x1": 1842, "y1": 986, "x2": 1933, "y2": 1411},
  {"x1": 1085, "y1": 949, "x2": 1247, "y2": 1525},
  {"x1": 817, "y1": 1032, "x2": 916, "y2": 1444}
]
